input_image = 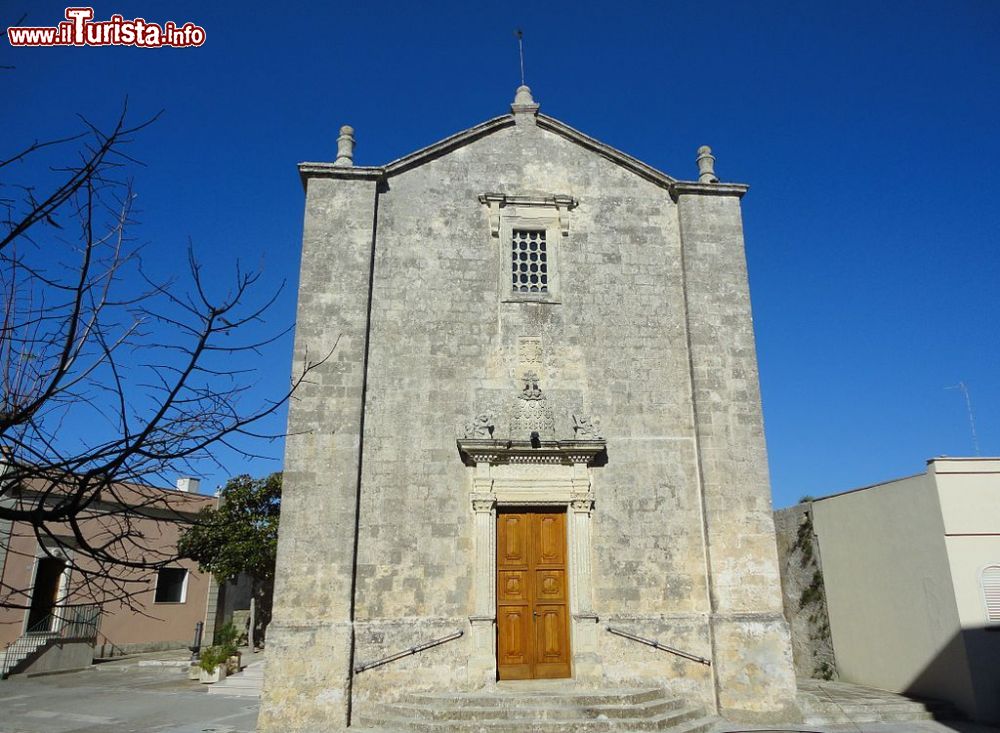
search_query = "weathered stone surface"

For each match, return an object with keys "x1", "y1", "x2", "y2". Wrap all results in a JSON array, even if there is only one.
[
  {"x1": 711, "y1": 614, "x2": 799, "y2": 722},
  {"x1": 258, "y1": 175, "x2": 378, "y2": 731},
  {"x1": 774, "y1": 503, "x2": 838, "y2": 680},
  {"x1": 258, "y1": 91, "x2": 798, "y2": 731}
]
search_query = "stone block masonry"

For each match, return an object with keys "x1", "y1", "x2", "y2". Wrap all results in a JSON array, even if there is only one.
[{"x1": 259, "y1": 86, "x2": 798, "y2": 732}]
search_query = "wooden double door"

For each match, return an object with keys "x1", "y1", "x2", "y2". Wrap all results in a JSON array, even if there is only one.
[{"x1": 496, "y1": 509, "x2": 571, "y2": 679}]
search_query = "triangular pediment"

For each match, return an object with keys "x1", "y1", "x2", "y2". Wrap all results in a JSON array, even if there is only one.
[
  {"x1": 299, "y1": 109, "x2": 679, "y2": 189},
  {"x1": 380, "y1": 112, "x2": 677, "y2": 187}
]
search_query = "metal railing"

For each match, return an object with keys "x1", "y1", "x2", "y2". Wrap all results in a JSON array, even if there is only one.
[
  {"x1": 354, "y1": 629, "x2": 463, "y2": 674},
  {"x1": 62, "y1": 604, "x2": 101, "y2": 639},
  {"x1": 2, "y1": 604, "x2": 100, "y2": 678},
  {"x1": 606, "y1": 625, "x2": 711, "y2": 666}
]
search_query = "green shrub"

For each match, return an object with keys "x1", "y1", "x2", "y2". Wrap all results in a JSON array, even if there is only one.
[
  {"x1": 199, "y1": 645, "x2": 229, "y2": 672},
  {"x1": 215, "y1": 621, "x2": 240, "y2": 657}
]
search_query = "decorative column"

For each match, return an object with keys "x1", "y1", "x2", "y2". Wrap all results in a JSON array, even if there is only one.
[
  {"x1": 569, "y1": 496, "x2": 595, "y2": 616},
  {"x1": 569, "y1": 459, "x2": 600, "y2": 681},
  {"x1": 468, "y1": 460, "x2": 496, "y2": 688}
]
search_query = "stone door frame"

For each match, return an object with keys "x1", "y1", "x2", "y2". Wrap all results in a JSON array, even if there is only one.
[{"x1": 458, "y1": 438, "x2": 605, "y2": 687}]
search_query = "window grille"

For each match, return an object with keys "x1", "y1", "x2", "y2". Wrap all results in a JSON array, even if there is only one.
[
  {"x1": 511, "y1": 229, "x2": 548, "y2": 293},
  {"x1": 984, "y1": 565, "x2": 1000, "y2": 623}
]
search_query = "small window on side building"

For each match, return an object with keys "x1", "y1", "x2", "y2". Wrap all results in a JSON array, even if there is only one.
[
  {"x1": 154, "y1": 567, "x2": 188, "y2": 603},
  {"x1": 982, "y1": 565, "x2": 1000, "y2": 624}
]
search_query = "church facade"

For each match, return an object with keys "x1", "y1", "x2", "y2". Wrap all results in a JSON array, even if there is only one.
[{"x1": 258, "y1": 87, "x2": 798, "y2": 731}]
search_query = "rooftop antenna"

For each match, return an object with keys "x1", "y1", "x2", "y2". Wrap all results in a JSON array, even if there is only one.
[
  {"x1": 946, "y1": 381, "x2": 981, "y2": 456},
  {"x1": 515, "y1": 28, "x2": 525, "y2": 86}
]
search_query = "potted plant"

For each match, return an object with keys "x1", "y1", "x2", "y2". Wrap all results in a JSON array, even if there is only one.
[
  {"x1": 198, "y1": 646, "x2": 229, "y2": 684},
  {"x1": 216, "y1": 621, "x2": 242, "y2": 674}
]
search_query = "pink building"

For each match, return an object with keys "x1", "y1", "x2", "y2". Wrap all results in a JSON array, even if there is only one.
[{"x1": 0, "y1": 477, "x2": 220, "y2": 676}]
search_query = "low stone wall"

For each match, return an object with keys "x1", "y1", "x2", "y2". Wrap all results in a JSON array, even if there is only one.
[
  {"x1": 774, "y1": 503, "x2": 837, "y2": 680},
  {"x1": 18, "y1": 640, "x2": 94, "y2": 677},
  {"x1": 95, "y1": 639, "x2": 189, "y2": 658}
]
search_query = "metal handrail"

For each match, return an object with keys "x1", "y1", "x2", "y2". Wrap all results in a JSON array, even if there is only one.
[
  {"x1": 606, "y1": 625, "x2": 711, "y2": 666},
  {"x1": 354, "y1": 629, "x2": 463, "y2": 674}
]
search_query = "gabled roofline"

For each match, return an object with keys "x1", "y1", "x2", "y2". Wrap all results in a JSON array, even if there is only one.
[
  {"x1": 296, "y1": 111, "x2": 748, "y2": 198},
  {"x1": 534, "y1": 114, "x2": 675, "y2": 187},
  {"x1": 296, "y1": 115, "x2": 513, "y2": 188},
  {"x1": 384, "y1": 114, "x2": 514, "y2": 176}
]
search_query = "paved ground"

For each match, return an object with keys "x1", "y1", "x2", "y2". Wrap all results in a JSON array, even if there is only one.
[
  {"x1": 1, "y1": 657, "x2": 998, "y2": 733},
  {"x1": 0, "y1": 661, "x2": 257, "y2": 733},
  {"x1": 715, "y1": 724, "x2": 1000, "y2": 733}
]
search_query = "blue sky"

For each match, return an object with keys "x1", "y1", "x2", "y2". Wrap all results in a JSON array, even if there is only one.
[{"x1": 3, "y1": 1, "x2": 998, "y2": 507}]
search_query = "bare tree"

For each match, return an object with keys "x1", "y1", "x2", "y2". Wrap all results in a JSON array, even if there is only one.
[{"x1": 0, "y1": 105, "x2": 321, "y2": 613}]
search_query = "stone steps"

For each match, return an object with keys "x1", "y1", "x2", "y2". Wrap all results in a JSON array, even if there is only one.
[
  {"x1": 1, "y1": 634, "x2": 55, "y2": 678},
  {"x1": 796, "y1": 679, "x2": 960, "y2": 725},
  {"x1": 383, "y1": 696, "x2": 684, "y2": 721},
  {"x1": 800, "y1": 702, "x2": 950, "y2": 725},
  {"x1": 206, "y1": 660, "x2": 264, "y2": 698},
  {"x1": 403, "y1": 687, "x2": 666, "y2": 707},
  {"x1": 354, "y1": 686, "x2": 714, "y2": 733}
]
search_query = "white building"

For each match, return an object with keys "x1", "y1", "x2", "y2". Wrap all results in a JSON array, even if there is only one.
[{"x1": 780, "y1": 457, "x2": 1000, "y2": 723}]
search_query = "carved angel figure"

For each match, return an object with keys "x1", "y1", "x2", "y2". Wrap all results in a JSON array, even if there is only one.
[
  {"x1": 463, "y1": 413, "x2": 495, "y2": 439},
  {"x1": 572, "y1": 414, "x2": 603, "y2": 439}
]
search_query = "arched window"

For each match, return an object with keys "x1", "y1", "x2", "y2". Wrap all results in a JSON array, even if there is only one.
[{"x1": 983, "y1": 565, "x2": 1000, "y2": 624}]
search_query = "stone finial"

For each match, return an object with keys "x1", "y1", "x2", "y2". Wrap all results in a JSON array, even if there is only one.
[
  {"x1": 513, "y1": 85, "x2": 535, "y2": 106},
  {"x1": 511, "y1": 85, "x2": 540, "y2": 122},
  {"x1": 696, "y1": 145, "x2": 719, "y2": 183},
  {"x1": 334, "y1": 125, "x2": 355, "y2": 167}
]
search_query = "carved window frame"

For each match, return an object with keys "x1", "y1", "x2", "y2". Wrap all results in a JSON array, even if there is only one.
[
  {"x1": 502, "y1": 215, "x2": 561, "y2": 304},
  {"x1": 479, "y1": 194, "x2": 577, "y2": 306}
]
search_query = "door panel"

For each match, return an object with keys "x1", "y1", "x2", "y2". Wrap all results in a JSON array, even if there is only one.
[
  {"x1": 497, "y1": 510, "x2": 570, "y2": 679},
  {"x1": 533, "y1": 604, "x2": 570, "y2": 678},
  {"x1": 537, "y1": 515, "x2": 565, "y2": 565},
  {"x1": 497, "y1": 606, "x2": 532, "y2": 679},
  {"x1": 534, "y1": 569, "x2": 566, "y2": 602},
  {"x1": 499, "y1": 571, "x2": 529, "y2": 602},
  {"x1": 500, "y1": 515, "x2": 529, "y2": 566}
]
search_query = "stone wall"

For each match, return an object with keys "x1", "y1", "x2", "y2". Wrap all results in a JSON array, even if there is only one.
[
  {"x1": 348, "y1": 115, "x2": 718, "y2": 709},
  {"x1": 675, "y1": 186, "x2": 798, "y2": 722},
  {"x1": 774, "y1": 503, "x2": 837, "y2": 680}
]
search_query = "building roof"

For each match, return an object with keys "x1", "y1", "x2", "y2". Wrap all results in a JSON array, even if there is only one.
[
  {"x1": 296, "y1": 86, "x2": 749, "y2": 199},
  {"x1": 6, "y1": 472, "x2": 215, "y2": 520},
  {"x1": 797, "y1": 456, "x2": 1000, "y2": 506}
]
